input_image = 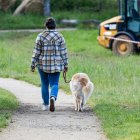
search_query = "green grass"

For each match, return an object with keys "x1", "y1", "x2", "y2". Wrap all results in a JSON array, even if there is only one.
[
  {"x1": 0, "y1": 13, "x2": 45, "y2": 30},
  {"x1": 52, "y1": 10, "x2": 118, "y2": 21},
  {"x1": 0, "y1": 9, "x2": 118, "y2": 29},
  {"x1": 0, "y1": 88, "x2": 19, "y2": 130},
  {"x1": 0, "y1": 30, "x2": 140, "y2": 139}
]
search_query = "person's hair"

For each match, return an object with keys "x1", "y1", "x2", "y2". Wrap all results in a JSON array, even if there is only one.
[{"x1": 45, "y1": 17, "x2": 56, "y2": 29}]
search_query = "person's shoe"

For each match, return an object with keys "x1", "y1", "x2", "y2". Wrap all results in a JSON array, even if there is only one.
[
  {"x1": 50, "y1": 97, "x2": 55, "y2": 112},
  {"x1": 42, "y1": 105, "x2": 49, "y2": 111}
]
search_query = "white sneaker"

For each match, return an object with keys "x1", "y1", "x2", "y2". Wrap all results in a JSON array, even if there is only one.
[
  {"x1": 50, "y1": 97, "x2": 55, "y2": 112},
  {"x1": 42, "y1": 105, "x2": 49, "y2": 111}
]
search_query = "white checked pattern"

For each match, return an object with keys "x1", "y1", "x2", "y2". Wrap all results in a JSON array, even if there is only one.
[{"x1": 31, "y1": 29, "x2": 68, "y2": 73}]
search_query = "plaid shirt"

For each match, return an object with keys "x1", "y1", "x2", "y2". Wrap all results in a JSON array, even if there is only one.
[{"x1": 31, "y1": 29, "x2": 68, "y2": 73}]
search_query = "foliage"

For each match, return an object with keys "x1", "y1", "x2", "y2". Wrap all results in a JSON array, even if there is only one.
[
  {"x1": 0, "y1": 88, "x2": 19, "y2": 129},
  {"x1": 0, "y1": 0, "x2": 120, "y2": 29},
  {"x1": 0, "y1": 0, "x2": 22, "y2": 12},
  {"x1": 0, "y1": 88, "x2": 19, "y2": 110},
  {"x1": 0, "y1": 0, "x2": 119, "y2": 27},
  {"x1": 10, "y1": 0, "x2": 22, "y2": 12},
  {"x1": 0, "y1": 13, "x2": 45, "y2": 29},
  {"x1": 51, "y1": 0, "x2": 118, "y2": 11},
  {"x1": 0, "y1": 9, "x2": 119, "y2": 30}
]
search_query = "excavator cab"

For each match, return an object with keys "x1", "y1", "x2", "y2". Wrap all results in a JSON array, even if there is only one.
[
  {"x1": 126, "y1": 0, "x2": 140, "y2": 33},
  {"x1": 97, "y1": 0, "x2": 140, "y2": 56}
]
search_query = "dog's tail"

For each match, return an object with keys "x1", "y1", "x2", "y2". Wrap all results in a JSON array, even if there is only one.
[{"x1": 82, "y1": 81, "x2": 94, "y2": 104}]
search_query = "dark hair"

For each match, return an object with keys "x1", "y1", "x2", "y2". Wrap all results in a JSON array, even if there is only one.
[{"x1": 45, "y1": 17, "x2": 56, "y2": 29}]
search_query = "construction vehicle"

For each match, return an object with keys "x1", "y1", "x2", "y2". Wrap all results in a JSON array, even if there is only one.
[{"x1": 97, "y1": 0, "x2": 140, "y2": 56}]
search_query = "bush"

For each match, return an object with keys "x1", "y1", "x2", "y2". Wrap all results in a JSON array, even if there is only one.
[
  {"x1": 51, "y1": 0, "x2": 118, "y2": 12},
  {"x1": 0, "y1": 0, "x2": 22, "y2": 13}
]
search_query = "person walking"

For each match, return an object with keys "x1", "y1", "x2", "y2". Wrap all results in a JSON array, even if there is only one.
[{"x1": 31, "y1": 17, "x2": 68, "y2": 112}]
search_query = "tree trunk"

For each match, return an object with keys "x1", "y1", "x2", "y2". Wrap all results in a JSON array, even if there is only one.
[
  {"x1": 13, "y1": 0, "x2": 30, "y2": 15},
  {"x1": 13, "y1": 0, "x2": 44, "y2": 15}
]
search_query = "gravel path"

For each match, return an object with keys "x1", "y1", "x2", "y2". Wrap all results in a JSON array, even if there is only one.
[{"x1": 0, "y1": 78, "x2": 107, "y2": 140}]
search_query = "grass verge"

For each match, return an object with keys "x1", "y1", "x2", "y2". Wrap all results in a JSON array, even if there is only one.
[
  {"x1": 0, "y1": 88, "x2": 19, "y2": 130},
  {"x1": 0, "y1": 30, "x2": 140, "y2": 139}
]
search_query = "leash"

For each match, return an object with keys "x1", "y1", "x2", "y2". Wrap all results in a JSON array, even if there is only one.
[{"x1": 63, "y1": 71, "x2": 71, "y2": 83}]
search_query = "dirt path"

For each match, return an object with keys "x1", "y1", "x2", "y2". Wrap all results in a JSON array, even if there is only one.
[{"x1": 0, "y1": 78, "x2": 107, "y2": 140}]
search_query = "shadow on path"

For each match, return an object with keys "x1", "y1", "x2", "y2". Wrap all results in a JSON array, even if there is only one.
[{"x1": 0, "y1": 78, "x2": 107, "y2": 140}]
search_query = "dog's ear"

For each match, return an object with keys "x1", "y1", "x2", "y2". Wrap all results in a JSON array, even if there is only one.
[{"x1": 79, "y1": 78, "x2": 88, "y2": 87}]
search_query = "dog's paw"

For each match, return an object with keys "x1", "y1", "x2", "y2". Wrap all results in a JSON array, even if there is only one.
[{"x1": 75, "y1": 108, "x2": 78, "y2": 111}]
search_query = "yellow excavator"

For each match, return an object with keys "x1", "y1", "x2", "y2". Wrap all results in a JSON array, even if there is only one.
[{"x1": 97, "y1": 0, "x2": 140, "y2": 56}]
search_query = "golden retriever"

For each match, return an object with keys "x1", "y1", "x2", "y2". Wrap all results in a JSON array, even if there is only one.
[{"x1": 70, "y1": 73, "x2": 94, "y2": 112}]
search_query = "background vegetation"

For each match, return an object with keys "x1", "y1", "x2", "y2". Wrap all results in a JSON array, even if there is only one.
[
  {"x1": 0, "y1": 0, "x2": 118, "y2": 29},
  {"x1": 0, "y1": 30, "x2": 140, "y2": 139},
  {"x1": 0, "y1": 88, "x2": 19, "y2": 131},
  {"x1": 51, "y1": 0, "x2": 117, "y2": 12}
]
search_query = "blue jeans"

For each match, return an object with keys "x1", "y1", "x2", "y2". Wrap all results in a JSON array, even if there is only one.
[{"x1": 38, "y1": 68, "x2": 60, "y2": 105}]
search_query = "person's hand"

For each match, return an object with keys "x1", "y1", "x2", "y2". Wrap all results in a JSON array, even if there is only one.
[
  {"x1": 64, "y1": 66, "x2": 68, "y2": 72},
  {"x1": 31, "y1": 65, "x2": 35, "y2": 72}
]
